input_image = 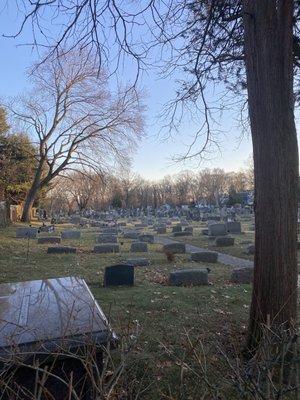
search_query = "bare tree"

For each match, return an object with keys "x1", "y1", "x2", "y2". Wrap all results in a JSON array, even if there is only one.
[{"x1": 7, "y1": 52, "x2": 144, "y2": 222}]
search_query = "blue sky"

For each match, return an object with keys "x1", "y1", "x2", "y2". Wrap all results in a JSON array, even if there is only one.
[{"x1": 0, "y1": 5, "x2": 253, "y2": 180}]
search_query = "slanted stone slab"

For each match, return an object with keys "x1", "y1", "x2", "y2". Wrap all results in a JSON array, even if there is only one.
[
  {"x1": 61, "y1": 230, "x2": 81, "y2": 240},
  {"x1": 123, "y1": 231, "x2": 140, "y2": 239},
  {"x1": 215, "y1": 236, "x2": 234, "y2": 247},
  {"x1": 163, "y1": 243, "x2": 186, "y2": 254},
  {"x1": 231, "y1": 267, "x2": 253, "y2": 284},
  {"x1": 169, "y1": 268, "x2": 208, "y2": 286},
  {"x1": 172, "y1": 225, "x2": 182, "y2": 233},
  {"x1": 190, "y1": 251, "x2": 218, "y2": 263},
  {"x1": 138, "y1": 234, "x2": 155, "y2": 244},
  {"x1": 38, "y1": 237, "x2": 61, "y2": 244},
  {"x1": 125, "y1": 258, "x2": 150, "y2": 267},
  {"x1": 209, "y1": 223, "x2": 226, "y2": 237},
  {"x1": 173, "y1": 231, "x2": 192, "y2": 237},
  {"x1": 157, "y1": 226, "x2": 167, "y2": 234},
  {"x1": 16, "y1": 227, "x2": 38, "y2": 239},
  {"x1": 97, "y1": 234, "x2": 118, "y2": 244},
  {"x1": 130, "y1": 242, "x2": 148, "y2": 252},
  {"x1": 94, "y1": 244, "x2": 120, "y2": 253},
  {"x1": 226, "y1": 221, "x2": 242, "y2": 234},
  {"x1": 104, "y1": 264, "x2": 134, "y2": 286},
  {"x1": 47, "y1": 246, "x2": 77, "y2": 254}
]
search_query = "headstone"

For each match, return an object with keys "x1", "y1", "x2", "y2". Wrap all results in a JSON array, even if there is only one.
[
  {"x1": 130, "y1": 242, "x2": 148, "y2": 252},
  {"x1": 184, "y1": 227, "x2": 193, "y2": 234},
  {"x1": 163, "y1": 243, "x2": 186, "y2": 254},
  {"x1": 39, "y1": 225, "x2": 55, "y2": 233},
  {"x1": 225, "y1": 221, "x2": 242, "y2": 234},
  {"x1": 102, "y1": 227, "x2": 118, "y2": 235},
  {"x1": 123, "y1": 231, "x2": 140, "y2": 239},
  {"x1": 231, "y1": 267, "x2": 253, "y2": 284},
  {"x1": 208, "y1": 223, "x2": 226, "y2": 237},
  {"x1": 169, "y1": 268, "x2": 208, "y2": 286},
  {"x1": 97, "y1": 234, "x2": 118, "y2": 243},
  {"x1": 138, "y1": 234, "x2": 154, "y2": 244},
  {"x1": 38, "y1": 237, "x2": 61, "y2": 244},
  {"x1": 93, "y1": 244, "x2": 120, "y2": 253},
  {"x1": 47, "y1": 246, "x2": 77, "y2": 254},
  {"x1": 190, "y1": 251, "x2": 218, "y2": 263},
  {"x1": 202, "y1": 228, "x2": 209, "y2": 236},
  {"x1": 104, "y1": 264, "x2": 134, "y2": 286},
  {"x1": 16, "y1": 227, "x2": 38, "y2": 239},
  {"x1": 125, "y1": 258, "x2": 150, "y2": 267},
  {"x1": 173, "y1": 231, "x2": 192, "y2": 237},
  {"x1": 61, "y1": 230, "x2": 81, "y2": 240},
  {"x1": 172, "y1": 226, "x2": 182, "y2": 233},
  {"x1": 215, "y1": 237, "x2": 234, "y2": 246},
  {"x1": 0, "y1": 277, "x2": 116, "y2": 398}
]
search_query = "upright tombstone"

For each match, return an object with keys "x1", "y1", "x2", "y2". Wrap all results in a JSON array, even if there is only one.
[
  {"x1": 172, "y1": 225, "x2": 182, "y2": 233},
  {"x1": 38, "y1": 237, "x2": 61, "y2": 244},
  {"x1": 94, "y1": 244, "x2": 120, "y2": 253},
  {"x1": 123, "y1": 231, "x2": 140, "y2": 239},
  {"x1": 16, "y1": 227, "x2": 38, "y2": 239},
  {"x1": 47, "y1": 246, "x2": 77, "y2": 254},
  {"x1": 97, "y1": 234, "x2": 118, "y2": 244},
  {"x1": 138, "y1": 234, "x2": 154, "y2": 244},
  {"x1": 61, "y1": 230, "x2": 81, "y2": 240},
  {"x1": 208, "y1": 223, "x2": 226, "y2": 237},
  {"x1": 215, "y1": 237, "x2": 235, "y2": 247},
  {"x1": 190, "y1": 251, "x2": 218, "y2": 263},
  {"x1": 225, "y1": 221, "x2": 242, "y2": 234},
  {"x1": 231, "y1": 267, "x2": 253, "y2": 284},
  {"x1": 103, "y1": 264, "x2": 134, "y2": 286},
  {"x1": 130, "y1": 242, "x2": 148, "y2": 252},
  {"x1": 169, "y1": 268, "x2": 209, "y2": 286},
  {"x1": 163, "y1": 243, "x2": 186, "y2": 254},
  {"x1": 157, "y1": 226, "x2": 167, "y2": 234}
]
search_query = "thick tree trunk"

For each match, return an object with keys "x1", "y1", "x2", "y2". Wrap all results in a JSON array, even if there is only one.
[
  {"x1": 21, "y1": 164, "x2": 44, "y2": 223},
  {"x1": 243, "y1": 1, "x2": 298, "y2": 353}
]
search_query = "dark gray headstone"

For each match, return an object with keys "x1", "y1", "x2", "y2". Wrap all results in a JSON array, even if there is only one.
[
  {"x1": 226, "y1": 221, "x2": 242, "y2": 234},
  {"x1": 190, "y1": 251, "x2": 218, "y2": 263},
  {"x1": 104, "y1": 264, "x2": 134, "y2": 286},
  {"x1": 125, "y1": 258, "x2": 150, "y2": 267},
  {"x1": 173, "y1": 231, "x2": 192, "y2": 237},
  {"x1": 47, "y1": 246, "x2": 77, "y2": 254},
  {"x1": 169, "y1": 268, "x2": 208, "y2": 286},
  {"x1": 138, "y1": 234, "x2": 154, "y2": 244},
  {"x1": 61, "y1": 230, "x2": 81, "y2": 239},
  {"x1": 16, "y1": 227, "x2": 38, "y2": 239},
  {"x1": 94, "y1": 244, "x2": 119, "y2": 253},
  {"x1": 130, "y1": 242, "x2": 148, "y2": 252},
  {"x1": 163, "y1": 243, "x2": 186, "y2": 254},
  {"x1": 209, "y1": 223, "x2": 226, "y2": 236},
  {"x1": 184, "y1": 226, "x2": 194, "y2": 233},
  {"x1": 172, "y1": 226, "x2": 182, "y2": 233},
  {"x1": 39, "y1": 225, "x2": 55, "y2": 233},
  {"x1": 97, "y1": 234, "x2": 118, "y2": 243},
  {"x1": 157, "y1": 226, "x2": 167, "y2": 234},
  {"x1": 123, "y1": 231, "x2": 140, "y2": 239},
  {"x1": 215, "y1": 237, "x2": 235, "y2": 247},
  {"x1": 38, "y1": 237, "x2": 61, "y2": 244},
  {"x1": 231, "y1": 267, "x2": 253, "y2": 284}
]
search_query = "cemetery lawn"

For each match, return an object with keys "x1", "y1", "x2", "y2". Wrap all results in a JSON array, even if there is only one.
[{"x1": 0, "y1": 224, "x2": 254, "y2": 399}]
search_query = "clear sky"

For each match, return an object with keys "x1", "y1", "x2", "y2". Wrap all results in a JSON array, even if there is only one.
[{"x1": 0, "y1": 5, "x2": 253, "y2": 181}]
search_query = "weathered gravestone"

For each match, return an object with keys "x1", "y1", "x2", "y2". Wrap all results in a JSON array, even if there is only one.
[
  {"x1": 225, "y1": 221, "x2": 242, "y2": 234},
  {"x1": 61, "y1": 230, "x2": 81, "y2": 240},
  {"x1": 125, "y1": 258, "x2": 150, "y2": 267},
  {"x1": 97, "y1": 234, "x2": 118, "y2": 244},
  {"x1": 184, "y1": 226, "x2": 194, "y2": 234},
  {"x1": 38, "y1": 237, "x2": 61, "y2": 244},
  {"x1": 94, "y1": 244, "x2": 119, "y2": 253},
  {"x1": 173, "y1": 231, "x2": 193, "y2": 237},
  {"x1": 123, "y1": 231, "x2": 140, "y2": 239},
  {"x1": 0, "y1": 276, "x2": 116, "y2": 400},
  {"x1": 16, "y1": 227, "x2": 38, "y2": 239},
  {"x1": 231, "y1": 267, "x2": 253, "y2": 284},
  {"x1": 208, "y1": 223, "x2": 226, "y2": 237},
  {"x1": 138, "y1": 234, "x2": 155, "y2": 243},
  {"x1": 163, "y1": 243, "x2": 186, "y2": 254},
  {"x1": 39, "y1": 225, "x2": 55, "y2": 233},
  {"x1": 172, "y1": 226, "x2": 182, "y2": 233},
  {"x1": 47, "y1": 246, "x2": 77, "y2": 254},
  {"x1": 130, "y1": 242, "x2": 148, "y2": 252},
  {"x1": 215, "y1": 237, "x2": 235, "y2": 246},
  {"x1": 169, "y1": 268, "x2": 208, "y2": 286},
  {"x1": 190, "y1": 251, "x2": 218, "y2": 263},
  {"x1": 104, "y1": 264, "x2": 134, "y2": 286},
  {"x1": 102, "y1": 227, "x2": 118, "y2": 235}
]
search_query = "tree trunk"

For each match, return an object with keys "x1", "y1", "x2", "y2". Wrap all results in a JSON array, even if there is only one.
[
  {"x1": 243, "y1": 0, "x2": 298, "y2": 353},
  {"x1": 21, "y1": 163, "x2": 44, "y2": 222}
]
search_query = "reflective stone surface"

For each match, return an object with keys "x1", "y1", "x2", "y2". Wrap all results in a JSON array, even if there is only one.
[{"x1": 0, "y1": 276, "x2": 114, "y2": 357}]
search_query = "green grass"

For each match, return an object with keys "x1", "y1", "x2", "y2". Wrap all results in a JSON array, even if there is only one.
[{"x1": 0, "y1": 223, "x2": 269, "y2": 399}]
